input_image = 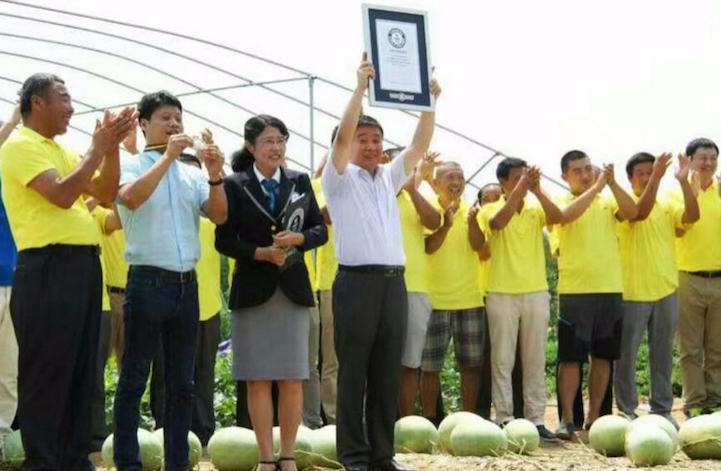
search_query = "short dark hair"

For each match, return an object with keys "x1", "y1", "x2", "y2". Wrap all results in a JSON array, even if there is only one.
[
  {"x1": 625, "y1": 152, "x2": 655, "y2": 179},
  {"x1": 137, "y1": 91, "x2": 182, "y2": 124},
  {"x1": 496, "y1": 157, "x2": 527, "y2": 181},
  {"x1": 686, "y1": 138, "x2": 719, "y2": 158},
  {"x1": 357, "y1": 115, "x2": 384, "y2": 137},
  {"x1": 384, "y1": 146, "x2": 405, "y2": 161},
  {"x1": 560, "y1": 150, "x2": 588, "y2": 173},
  {"x1": 231, "y1": 114, "x2": 289, "y2": 172},
  {"x1": 19, "y1": 73, "x2": 65, "y2": 118}
]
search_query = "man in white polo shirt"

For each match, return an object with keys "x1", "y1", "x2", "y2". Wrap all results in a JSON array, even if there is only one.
[{"x1": 322, "y1": 54, "x2": 440, "y2": 471}]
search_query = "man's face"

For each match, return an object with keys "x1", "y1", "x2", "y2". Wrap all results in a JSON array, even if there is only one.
[
  {"x1": 480, "y1": 185, "x2": 502, "y2": 206},
  {"x1": 629, "y1": 161, "x2": 653, "y2": 196},
  {"x1": 690, "y1": 147, "x2": 718, "y2": 179},
  {"x1": 350, "y1": 125, "x2": 383, "y2": 173},
  {"x1": 34, "y1": 82, "x2": 74, "y2": 136},
  {"x1": 141, "y1": 105, "x2": 183, "y2": 145},
  {"x1": 434, "y1": 165, "x2": 465, "y2": 201},
  {"x1": 562, "y1": 157, "x2": 595, "y2": 194},
  {"x1": 500, "y1": 166, "x2": 526, "y2": 196}
]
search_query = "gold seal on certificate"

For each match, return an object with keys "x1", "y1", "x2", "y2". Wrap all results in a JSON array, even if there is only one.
[{"x1": 362, "y1": 4, "x2": 434, "y2": 111}]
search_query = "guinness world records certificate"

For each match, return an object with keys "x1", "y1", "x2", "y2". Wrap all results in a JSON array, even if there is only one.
[{"x1": 362, "y1": 4, "x2": 434, "y2": 111}]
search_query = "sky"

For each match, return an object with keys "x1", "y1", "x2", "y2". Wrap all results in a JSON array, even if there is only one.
[{"x1": 1, "y1": 0, "x2": 719, "y2": 196}]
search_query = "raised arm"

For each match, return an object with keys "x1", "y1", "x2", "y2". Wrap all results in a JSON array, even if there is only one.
[
  {"x1": 329, "y1": 53, "x2": 375, "y2": 175},
  {"x1": 490, "y1": 169, "x2": 530, "y2": 230},
  {"x1": 28, "y1": 108, "x2": 136, "y2": 209},
  {"x1": 605, "y1": 164, "x2": 639, "y2": 221},
  {"x1": 633, "y1": 153, "x2": 670, "y2": 221},
  {"x1": 467, "y1": 203, "x2": 485, "y2": 251},
  {"x1": 425, "y1": 203, "x2": 456, "y2": 254},
  {"x1": 675, "y1": 154, "x2": 699, "y2": 224},
  {"x1": 0, "y1": 104, "x2": 21, "y2": 146},
  {"x1": 199, "y1": 144, "x2": 228, "y2": 225},
  {"x1": 528, "y1": 167, "x2": 563, "y2": 225},
  {"x1": 559, "y1": 173, "x2": 607, "y2": 224},
  {"x1": 397, "y1": 81, "x2": 442, "y2": 174}
]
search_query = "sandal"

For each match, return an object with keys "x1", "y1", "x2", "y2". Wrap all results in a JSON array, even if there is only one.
[
  {"x1": 258, "y1": 460, "x2": 279, "y2": 471},
  {"x1": 278, "y1": 456, "x2": 297, "y2": 471}
]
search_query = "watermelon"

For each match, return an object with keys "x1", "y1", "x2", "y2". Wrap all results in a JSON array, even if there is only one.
[
  {"x1": 101, "y1": 429, "x2": 163, "y2": 470},
  {"x1": 394, "y1": 416, "x2": 438, "y2": 453},
  {"x1": 151, "y1": 428, "x2": 202, "y2": 467},
  {"x1": 625, "y1": 424, "x2": 675, "y2": 467},
  {"x1": 1, "y1": 430, "x2": 24, "y2": 470},
  {"x1": 679, "y1": 414, "x2": 721, "y2": 459},
  {"x1": 626, "y1": 415, "x2": 678, "y2": 450},
  {"x1": 437, "y1": 411, "x2": 485, "y2": 453},
  {"x1": 450, "y1": 419, "x2": 507, "y2": 457},
  {"x1": 588, "y1": 415, "x2": 630, "y2": 457},
  {"x1": 207, "y1": 427, "x2": 259, "y2": 471},
  {"x1": 504, "y1": 419, "x2": 540, "y2": 454},
  {"x1": 308, "y1": 426, "x2": 341, "y2": 469}
]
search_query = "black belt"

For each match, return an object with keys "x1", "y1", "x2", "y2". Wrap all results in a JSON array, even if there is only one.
[
  {"x1": 130, "y1": 265, "x2": 197, "y2": 284},
  {"x1": 686, "y1": 270, "x2": 721, "y2": 278},
  {"x1": 107, "y1": 286, "x2": 126, "y2": 294},
  {"x1": 339, "y1": 264, "x2": 405, "y2": 277},
  {"x1": 21, "y1": 244, "x2": 100, "y2": 257}
]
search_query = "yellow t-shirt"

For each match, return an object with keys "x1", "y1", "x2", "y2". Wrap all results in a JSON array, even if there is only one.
[
  {"x1": 90, "y1": 207, "x2": 111, "y2": 311},
  {"x1": 0, "y1": 127, "x2": 99, "y2": 250},
  {"x1": 478, "y1": 259, "x2": 490, "y2": 297},
  {"x1": 197, "y1": 218, "x2": 222, "y2": 321},
  {"x1": 479, "y1": 198, "x2": 549, "y2": 294},
  {"x1": 617, "y1": 196, "x2": 682, "y2": 301},
  {"x1": 551, "y1": 193, "x2": 622, "y2": 294},
  {"x1": 305, "y1": 250, "x2": 318, "y2": 292},
  {"x1": 427, "y1": 198, "x2": 484, "y2": 310},
  {"x1": 102, "y1": 226, "x2": 128, "y2": 289},
  {"x1": 670, "y1": 182, "x2": 721, "y2": 271},
  {"x1": 398, "y1": 190, "x2": 430, "y2": 293},
  {"x1": 313, "y1": 178, "x2": 338, "y2": 291}
]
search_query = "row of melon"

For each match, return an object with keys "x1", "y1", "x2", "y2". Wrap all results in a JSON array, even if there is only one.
[{"x1": 588, "y1": 412, "x2": 721, "y2": 466}]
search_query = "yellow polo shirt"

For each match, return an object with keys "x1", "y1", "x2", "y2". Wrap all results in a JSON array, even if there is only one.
[
  {"x1": 427, "y1": 198, "x2": 484, "y2": 310},
  {"x1": 90, "y1": 207, "x2": 111, "y2": 311},
  {"x1": 478, "y1": 259, "x2": 490, "y2": 297},
  {"x1": 197, "y1": 218, "x2": 221, "y2": 321},
  {"x1": 313, "y1": 178, "x2": 338, "y2": 291},
  {"x1": 551, "y1": 193, "x2": 622, "y2": 294},
  {"x1": 670, "y1": 182, "x2": 721, "y2": 271},
  {"x1": 305, "y1": 250, "x2": 318, "y2": 292},
  {"x1": 479, "y1": 198, "x2": 548, "y2": 294},
  {"x1": 617, "y1": 195, "x2": 682, "y2": 301},
  {"x1": 398, "y1": 190, "x2": 430, "y2": 293},
  {"x1": 102, "y1": 227, "x2": 128, "y2": 289},
  {"x1": 0, "y1": 126, "x2": 99, "y2": 250}
]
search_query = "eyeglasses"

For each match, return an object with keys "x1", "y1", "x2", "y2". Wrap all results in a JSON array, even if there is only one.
[{"x1": 258, "y1": 137, "x2": 288, "y2": 147}]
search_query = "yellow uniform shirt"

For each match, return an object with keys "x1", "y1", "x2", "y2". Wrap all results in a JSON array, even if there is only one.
[
  {"x1": 617, "y1": 196, "x2": 682, "y2": 301},
  {"x1": 478, "y1": 259, "x2": 490, "y2": 297},
  {"x1": 305, "y1": 250, "x2": 318, "y2": 292},
  {"x1": 313, "y1": 178, "x2": 338, "y2": 291},
  {"x1": 197, "y1": 218, "x2": 221, "y2": 321},
  {"x1": 427, "y1": 198, "x2": 484, "y2": 310},
  {"x1": 90, "y1": 207, "x2": 111, "y2": 311},
  {"x1": 398, "y1": 190, "x2": 430, "y2": 293},
  {"x1": 670, "y1": 182, "x2": 721, "y2": 271},
  {"x1": 551, "y1": 193, "x2": 622, "y2": 294},
  {"x1": 479, "y1": 198, "x2": 549, "y2": 294},
  {"x1": 102, "y1": 226, "x2": 128, "y2": 289},
  {"x1": 0, "y1": 127, "x2": 99, "y2": 250}
]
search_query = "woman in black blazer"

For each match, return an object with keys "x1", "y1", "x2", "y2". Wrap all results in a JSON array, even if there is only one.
[{"x1": 215, "y1": 115, "x2": 327, "y2": 471}]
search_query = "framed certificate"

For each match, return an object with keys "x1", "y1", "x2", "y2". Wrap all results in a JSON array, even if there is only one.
[{"x1": 362, "y1": 4, "x2": 434, "y2": 111}]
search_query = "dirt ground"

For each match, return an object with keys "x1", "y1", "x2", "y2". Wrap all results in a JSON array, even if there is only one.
[{"x1": 89, "y1": 398, "x2": 721, "y2": 470}]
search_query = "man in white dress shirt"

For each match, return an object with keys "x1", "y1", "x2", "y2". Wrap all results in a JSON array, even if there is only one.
[{"x1": 322, "y1": 54, "x2": 441, "y2": 471}]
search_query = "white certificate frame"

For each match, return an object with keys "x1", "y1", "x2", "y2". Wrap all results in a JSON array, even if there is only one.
[{"x1": 362, "y1": 4, "x2": 434, "y2": 112}]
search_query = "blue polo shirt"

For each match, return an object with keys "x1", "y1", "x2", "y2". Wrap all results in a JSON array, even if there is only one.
[
  {"x1": 117, "y1": 150, "x2": 210, "y2": 272},
  {"x1": 0, "y1": 177, "x2": 17, "y2": 286}
]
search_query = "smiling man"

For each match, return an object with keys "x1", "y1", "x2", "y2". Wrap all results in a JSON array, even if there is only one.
[
  {"x1": 0, "y1": 73, "x2": 135, "y2": 470},
  {"x1": 113, "y1": 90, "x2": 227, "y2": 470}
]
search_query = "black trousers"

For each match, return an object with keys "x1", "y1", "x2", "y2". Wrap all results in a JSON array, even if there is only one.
[
  {"x1": 150, "y1": 313, "x2": 221, "y2": 444},
  {"x1": 11, "y1": 245, "x2": 102, "y2": 471},
  {"x1": 91, "y1": 310, "x2": 112, "y2": 450},
  {"x1": 333, "y1": 269, "x2": 407, "y2": 467}
]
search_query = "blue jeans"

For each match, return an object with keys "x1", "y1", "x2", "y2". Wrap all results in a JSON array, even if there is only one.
[{"x1": 113, "y1": 266, "x2": 199, "y2": 471}]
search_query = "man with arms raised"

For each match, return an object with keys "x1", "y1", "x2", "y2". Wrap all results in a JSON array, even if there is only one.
[{"x1": 322, "y1": 54, "x2": 440, "y2": 471}]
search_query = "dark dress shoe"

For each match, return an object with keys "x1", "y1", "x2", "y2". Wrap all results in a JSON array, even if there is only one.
[
  {"x1": 344, "y1": 465, "x2": 370, "y2": 471},
  {"x1": 370, "y1": 459, "x2": 414, "y2": 471}
]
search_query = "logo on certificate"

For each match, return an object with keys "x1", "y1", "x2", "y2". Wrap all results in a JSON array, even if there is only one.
[
  {"x1": 287, "y1": 207, "x2": 305, "y2": 232},
  {"x1": 388, "y1": 28, "x2": 406, "y2": 49}
]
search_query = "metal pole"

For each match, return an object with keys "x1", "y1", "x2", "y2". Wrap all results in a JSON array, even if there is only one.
[{"x1": 309, "y1": 75, "x2": 316, "y2": 173}]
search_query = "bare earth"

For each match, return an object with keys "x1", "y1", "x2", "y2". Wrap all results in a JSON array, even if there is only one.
[{"x1": 90, "y1": 398, "x2": 721, "y2": 471}]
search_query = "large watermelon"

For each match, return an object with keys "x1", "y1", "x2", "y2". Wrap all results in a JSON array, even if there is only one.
[
  {"x1": 588, "y1": 415, "x2": 630, "y2": 457},
  {"x1": 101, "y1": 429, "x2": 163, "y2": 470},
  {"x1": 625, "y1": 424, "x2": 674, "y2": 467},
  {"x1": 1, "y1": 430, "x2": 24, "y2": 470},
  {"x1": 207, "y1": 427, "x2": 259, "y2": 471},
  {"x1": 679, "y1": 414, "x2": 721, "y2": 459},
  {"x1": 437, "y1": 411, "x2": 485, "y2": 453},
  {"x1": 504, "y1": 419, "x2": 540, "y2": 454},
  {"x1": 450, "y1": 420, "x2": 507, "y2": 457},
  {"x1": 308, "y1": 425, "x2": 341, "y2": 469},
  {"x1": 394, "y1": 416, "x2": 438, "y2": 453},
  {"x1": 151, "y1": 428, "x2": 202, "y2": 467}
]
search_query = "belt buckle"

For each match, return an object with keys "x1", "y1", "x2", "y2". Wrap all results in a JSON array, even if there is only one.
[
  {"x1": 384, "y1": 267, "x2": 396, "y2": 277},
  {"x1": 179, "y1": 271, "x2": 189, "y2": 283}
]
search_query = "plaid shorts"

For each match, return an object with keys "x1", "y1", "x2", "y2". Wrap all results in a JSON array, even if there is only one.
[{"x1": 421, "y1": 306, "x2": 485, "y2": 372}]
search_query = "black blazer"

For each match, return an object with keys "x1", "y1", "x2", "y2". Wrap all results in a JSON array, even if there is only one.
[{"x1": 215, "y1": 167, "x2": 327, "y2": 308}]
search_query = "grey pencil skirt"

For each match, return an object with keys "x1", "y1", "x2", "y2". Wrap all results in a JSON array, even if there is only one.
[{"x1": 230, "y1": 288, "x2": 310, "y2": 381}]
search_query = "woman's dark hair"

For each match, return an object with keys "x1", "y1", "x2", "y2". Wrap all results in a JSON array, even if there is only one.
[{"x1": 231, "y1": 114, "x2": 289, "y2": 172}]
